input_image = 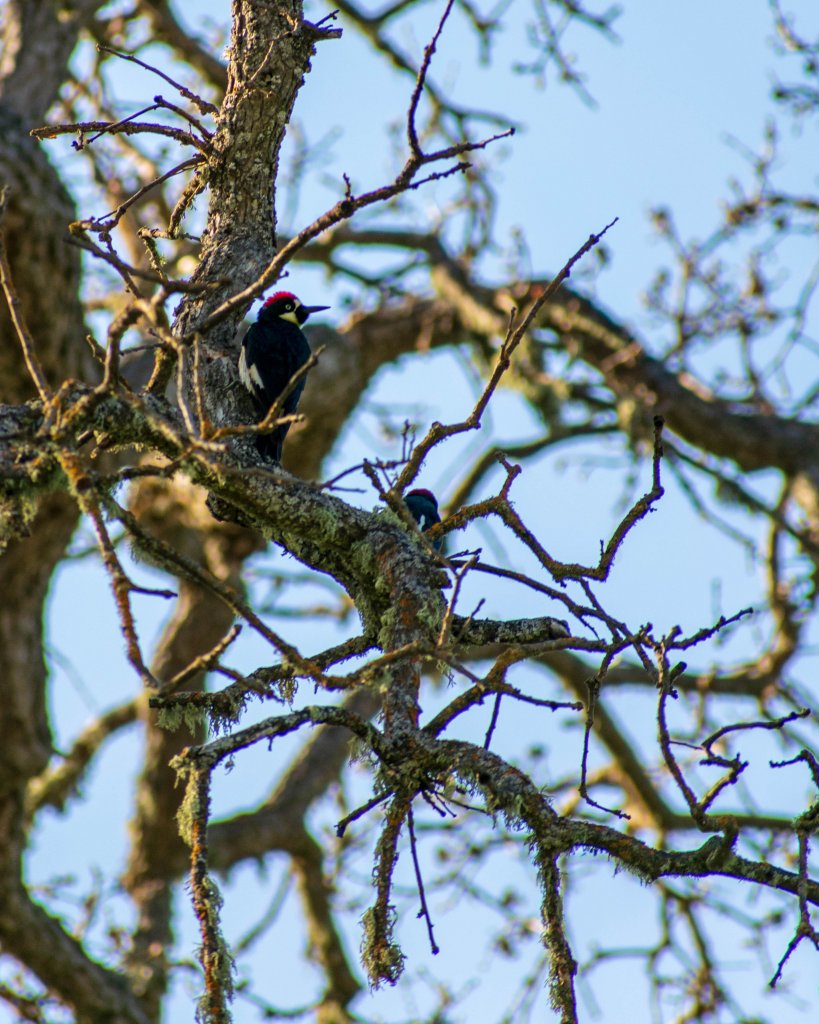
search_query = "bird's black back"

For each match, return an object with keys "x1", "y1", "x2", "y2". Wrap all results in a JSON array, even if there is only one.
[
  {"x1": 242, "y1": 313, "x2": 311, "y2": 461},
  {"x1": 243, "y1": 316, "x2": 311, "y2": 414}
]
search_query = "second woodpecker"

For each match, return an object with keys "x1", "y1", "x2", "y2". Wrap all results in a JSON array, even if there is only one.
[
  {"x1": 405, "y1": 489, "x2": 444, "y2": 550},
  {"x1": 238, "y1": 291, "x2": 329, "y2": 462}
]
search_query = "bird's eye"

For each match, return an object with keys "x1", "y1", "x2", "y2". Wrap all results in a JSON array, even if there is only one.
[{"x1": 286, "y1": 302, "x2": 294, "y2": 310}]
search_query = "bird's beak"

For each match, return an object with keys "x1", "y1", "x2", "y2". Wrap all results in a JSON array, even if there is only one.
[{"x1": 303, "y1": 305, "x2": 330, "y2": 315}]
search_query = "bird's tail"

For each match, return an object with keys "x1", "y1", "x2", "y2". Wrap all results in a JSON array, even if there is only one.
[{"x1": 255, "y1": 426, "x2": 286, "y2": 463}]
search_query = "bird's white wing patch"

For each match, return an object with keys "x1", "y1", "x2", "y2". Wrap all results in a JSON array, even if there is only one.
[
  {"x1": 249, "y1": 363, "x2": 264, "y2": 389},
  {"x1": 238, "y1": 345, "x2": 252, "y2": 391}
]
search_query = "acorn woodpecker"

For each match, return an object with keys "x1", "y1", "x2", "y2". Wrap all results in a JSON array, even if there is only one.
[
  {"x1": 405, "y1": 488, "x2": 443, "y2": 550},
  {"x1": 238, "y1": 291, "x2": 329, "y2": 461}
]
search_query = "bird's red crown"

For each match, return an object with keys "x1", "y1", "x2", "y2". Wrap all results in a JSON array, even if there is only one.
[
  {"x1": 263, "y1": 291, "x2": 299, "y2": 308},
  {"x1": 407, "y1": 488, "x2": 437, "y2": 505}
]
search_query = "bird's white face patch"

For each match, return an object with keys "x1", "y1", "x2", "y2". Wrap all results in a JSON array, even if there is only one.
[{"x1": 280, "y1": 309, "x2": 301, "y2": 325}]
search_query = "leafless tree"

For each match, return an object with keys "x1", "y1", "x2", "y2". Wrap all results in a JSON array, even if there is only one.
[{"x1": 0, "y1": 1, "x2": 817, "y2": 1022}]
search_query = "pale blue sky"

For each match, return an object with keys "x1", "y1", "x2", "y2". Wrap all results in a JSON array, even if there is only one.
[{"x1": 12, "y1": 2, "x2": 819, "y2": 1022}]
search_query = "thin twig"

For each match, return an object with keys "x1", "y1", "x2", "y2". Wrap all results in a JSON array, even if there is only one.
[
  {"x1": 393, "y1": 218, "x2": 619, "y2": 493},
  {"x1": 96, "y1": 44, "x2": 219, "y2": 115},
  {"x1": 336, "y1": 790, "x2": 393, "y2": 838},
  {"x1": 407, "y1": 804, "x2": 440, "y2": 955}
]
